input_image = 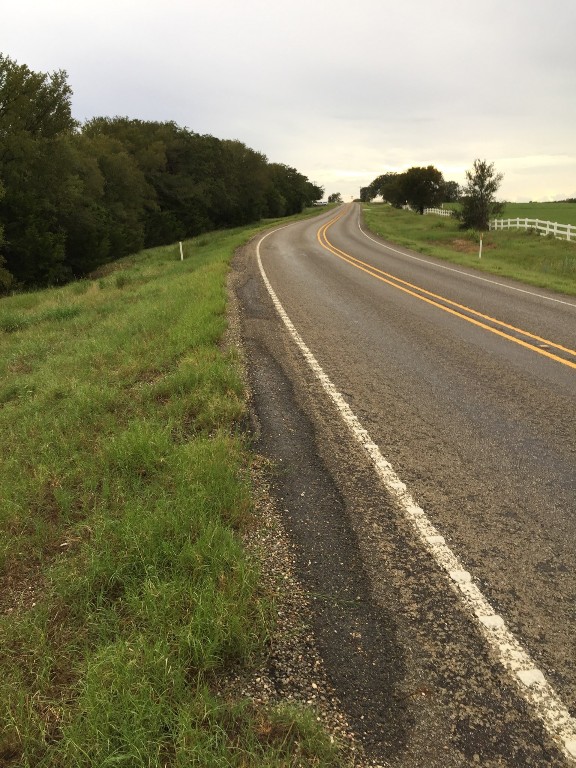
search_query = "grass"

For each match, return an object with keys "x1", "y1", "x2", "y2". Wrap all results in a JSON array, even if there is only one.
[
  {"x1": 443, "y1": 200, "x2": 576, "y2": 226},
  {"x1": 362, "y1": 204, "x2": 576, "y2": 295},
  {"x1": 0, "y1": 210, "x2": 345, "y2": 767}
]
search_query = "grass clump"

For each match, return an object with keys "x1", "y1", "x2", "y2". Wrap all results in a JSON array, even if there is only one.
[
  {"x1": 362, "y1": 204, "x2": 576, "y2": 295},
  {"x1": 0, "y1": 212, "x2": 346, "y2": 767}
]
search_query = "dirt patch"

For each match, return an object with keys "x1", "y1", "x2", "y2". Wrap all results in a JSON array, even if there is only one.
[
  {"x1": 450, "y1": 238, "x2": 495, "y2": 254},
  {"x1": 0, "y1": 557, "x2": 46, "y2": 616}
]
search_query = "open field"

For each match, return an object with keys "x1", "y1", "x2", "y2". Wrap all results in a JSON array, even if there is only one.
[
  {"x1": 0, "y1": 210, "x2": 343, "y2": 767},
  {"x1": 444, "y1": 201, "x2": 576, "y2": 226},
  {"x1": 363, "y1": 204, "x2": 576, "y2": 296}
]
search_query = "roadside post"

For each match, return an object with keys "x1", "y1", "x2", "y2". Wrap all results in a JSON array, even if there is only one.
[
  {"x1": 179, "y1": 241, "x2": 184, "y2": 261},
  {"x1": 479, "y1": 233, "x2": 483, "y2": 259}
]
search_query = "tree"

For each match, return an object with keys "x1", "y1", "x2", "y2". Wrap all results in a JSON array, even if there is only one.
[
  {"x1": 0, "y1": 54, "x2": 75, "y2": 142},
  {"x1": 378, "y1": 173, "x2": 406, "y2": 208},
  {"x1": 459, "y1": 159, "x2": 503, "y2": 231},
  {"x1": 0, "y1": 54, "x2": 77, "y2": 285},
  {"x1": 442, "y1": 180, "x2": 461, "y2": 203},
  {"x1": 0, "y1": 179, "x2": 12, "y2": 291},
  {"x1": 402, "y1": 165, "x2": 444, "y2": 214},
  {"x1": 266, "y1": 163, "x2": 320, "y2": 215},
  {"x1": 327, "y1": 192, "x2": 342, "y2": 203},
  {"x1": 366, "y1": 173, "x2": 397, "y2": 202}
]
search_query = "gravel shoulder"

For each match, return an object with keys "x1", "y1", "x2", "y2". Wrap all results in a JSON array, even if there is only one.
[{"x1": 226, "y1": 243, "x2": 374, "y2": 767}]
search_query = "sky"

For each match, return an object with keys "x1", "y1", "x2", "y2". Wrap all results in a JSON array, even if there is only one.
[{"x1": 3, "y1": 0, "x2": 576, "y2": 202}]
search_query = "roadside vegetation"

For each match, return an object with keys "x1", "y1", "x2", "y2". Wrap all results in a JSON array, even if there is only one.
[
  {"x1": 0, "y1": 53, "x2": 324, "y2": 293},
  {"x1": 0, "y1": 211, "x2": 343, "y2": 767},
  {"x1": 445, "y1": 200, "x2": 576, "y2": 226},
  {"x1": 361, "y1": 204, "x2": 576, "y2": 296}
]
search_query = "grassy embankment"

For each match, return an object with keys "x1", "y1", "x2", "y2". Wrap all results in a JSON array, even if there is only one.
[
  {"x1": 362, "y1": 202, "x2": 576, "y2": 296},
  {"x1": 0, "y1": 210, "x2": 343, "y2": 767}
]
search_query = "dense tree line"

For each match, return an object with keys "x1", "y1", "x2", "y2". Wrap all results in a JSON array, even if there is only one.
[{"x1": 0, "y1": 54, "x2": 323, "y2": 290}]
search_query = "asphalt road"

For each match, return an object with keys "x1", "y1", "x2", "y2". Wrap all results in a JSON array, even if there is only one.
[{"x1": 232, "y1": 203, "x2": 576, "y2": 766}]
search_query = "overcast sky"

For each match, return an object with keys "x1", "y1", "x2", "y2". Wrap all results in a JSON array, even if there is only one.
[{"x1": 3, "y1": 0, "x2": 575, "y2": 202}]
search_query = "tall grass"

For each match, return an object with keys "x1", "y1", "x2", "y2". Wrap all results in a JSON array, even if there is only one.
[
  {"x1": 362, "y1": 204, "x2": 576, "y2": 295},
  {"x1": 0, "y1": 217, "x2": 343, "y2": 766}
]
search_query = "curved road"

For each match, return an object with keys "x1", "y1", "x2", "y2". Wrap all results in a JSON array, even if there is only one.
[{"x1": 233, "y1": 203, "x2": 576, "y2": 766}]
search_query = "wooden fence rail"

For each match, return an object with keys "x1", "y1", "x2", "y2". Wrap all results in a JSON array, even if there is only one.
[{"x1": 489, "y1": 218, "x2": 576, "y2": 242}]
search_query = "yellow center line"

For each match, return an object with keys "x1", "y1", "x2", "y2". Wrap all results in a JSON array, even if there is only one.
[{"x1": 316, "y1": 212, "x2": 576, "y2": 371}]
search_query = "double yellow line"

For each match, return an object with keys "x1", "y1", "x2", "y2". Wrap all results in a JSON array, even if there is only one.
[{"x1": 317, "y1": 212, "x2": 576, "y2": 370}]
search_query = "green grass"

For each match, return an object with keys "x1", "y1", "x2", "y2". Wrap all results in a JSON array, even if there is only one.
[
  {"x1": 362, "y1": 204, "x2": 576, "y2": 295},
  {"x1": 0, "y1": 210, "x2": 345, "y2": 767},
  {"x1": 443, "y1": 200, "x2": 576, "y2": 226},
  {"x1": 500, "y1": 201, "x2": 576, "y2": 225}
]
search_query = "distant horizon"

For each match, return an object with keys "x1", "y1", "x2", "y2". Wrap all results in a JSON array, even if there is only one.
[{"x1": 4, "y1": 0, "x2": 575, "y2": 208}]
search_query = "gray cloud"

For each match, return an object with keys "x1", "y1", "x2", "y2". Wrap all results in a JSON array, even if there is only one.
[{"x1": 3, "y1": 0, "x2": 575, "y2": 200}]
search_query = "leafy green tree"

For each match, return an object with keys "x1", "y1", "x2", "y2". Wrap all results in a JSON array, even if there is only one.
[
  {"x1": 402, "y1": 165, "x2": 444, "y2": 214},
  {"x1": 265, "y1": 163, "x2": 318, "y2": 216},
  {"x1": 380, "y1": 174, "x2": 406, "y2": 208},
  {"x1": 221, "y1": 139, "x2": 269, "y2": 225},
  {"x1": 442, "y1": 180, "x2": 461, "y2": 203},
  {"x1": 367, "y1": 173, "x2": 395, "y2": 200},
  {"x1": 0, "y1": 54, "x2": 77, "y2": 285},
  {"x1": 366, "y1": 172, "x2": 405, "y2": 207},
  {"x1": 0, "y1": 54, "x2": 75, "y2": 140},
  {"x1": 327, "y1": 192, "x2": 342, "y2": 203},
  {"x1": 90, "y1": 134, "x2": 150, "y2": 256},
  {"x1": 459, "y1": 159, "x2": 503, "y2": 230},
  {"x1": 0, "y1": 133, "x2": 77, "y2": 285},
  {"x1": 305, "y1": 180, "x2": 324, "y2": 207},
  {"x1": 0, "y1": 179, "x2": 12, "y2": 291}
]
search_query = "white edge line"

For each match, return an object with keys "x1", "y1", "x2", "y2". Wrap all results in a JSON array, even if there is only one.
[
  {"x1": 256, "y1": 225, "x2": 576, "y2": 762},
  {"x1": 356, "y1": 209, "x2": 576, "y2": 309}
]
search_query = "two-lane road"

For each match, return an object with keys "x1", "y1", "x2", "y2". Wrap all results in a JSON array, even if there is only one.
[{"x1": 234, "y1": 203, "x2": 576, "y2": 766}]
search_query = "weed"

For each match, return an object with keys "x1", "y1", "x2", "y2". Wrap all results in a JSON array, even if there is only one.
[
  {"x1": 42, "y1": 305, "x2": 82, "y2": 322},
  {"x1": 0, "y1": 313, "x2": 30, "y2": 333},
  {"x1": 70, "y1": 280, "x2": 90, "y2": 295},
  {"x1": 114, "y1": 272, "x2": 131, "y2": 289}
]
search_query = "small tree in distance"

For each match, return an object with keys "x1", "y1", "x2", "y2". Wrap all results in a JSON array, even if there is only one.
[
  {"x1": 459, "y1": 159, "x2": 504, "y2": 231},
  {"x1": 327, "y1": 192, "x2": 343, "y2": 203}
]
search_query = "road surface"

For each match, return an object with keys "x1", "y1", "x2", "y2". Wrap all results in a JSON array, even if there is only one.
[{"x1": 232, "y1": 203, "x2": 576, "y2": 766}]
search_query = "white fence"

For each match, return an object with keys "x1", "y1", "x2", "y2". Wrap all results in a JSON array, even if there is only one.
[
  {"x1": 489, "y1": 218, "x2": 576, "y2": 242},
  {"x1": 423, "y1": 207, "x2": 453, "y2": 217}
]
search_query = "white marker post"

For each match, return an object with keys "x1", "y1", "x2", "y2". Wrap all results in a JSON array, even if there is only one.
[
  {"x1": 479, "y1": 233, "x2": 483, "y2": 259},
  {"x1": 179, "y1": 241, "x2": 184, "y2": 261}
]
